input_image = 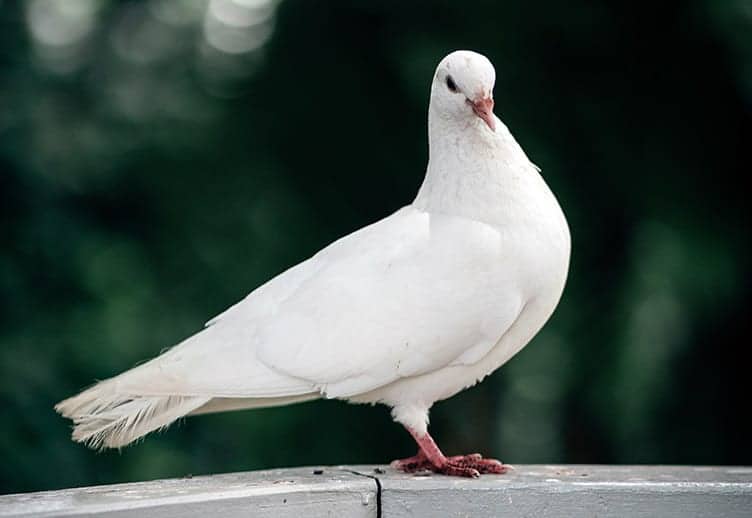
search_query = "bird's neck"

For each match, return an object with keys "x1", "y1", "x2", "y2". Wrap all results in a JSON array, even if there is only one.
[{"x1": 413, "y1": 109, "x2": 540, "y2": 227}]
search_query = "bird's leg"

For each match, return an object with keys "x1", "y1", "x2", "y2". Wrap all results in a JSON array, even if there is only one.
[{"x1": 391, "y1": 427, "x2": 508, "y2": 478}]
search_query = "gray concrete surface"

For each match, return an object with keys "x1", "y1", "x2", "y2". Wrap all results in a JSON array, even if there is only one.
[{"x1": 1, "y1": 465, "x2": 750, "y2": 517}]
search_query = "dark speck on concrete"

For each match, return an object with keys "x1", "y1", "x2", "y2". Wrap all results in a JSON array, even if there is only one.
[{"x1": 313, "y1": 469, "x2": 324, "y2": 475}]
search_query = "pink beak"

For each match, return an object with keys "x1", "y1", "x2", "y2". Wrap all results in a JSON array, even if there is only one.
[{"x1": 469, "y1": 96, "x2": 496, "y2": 131}]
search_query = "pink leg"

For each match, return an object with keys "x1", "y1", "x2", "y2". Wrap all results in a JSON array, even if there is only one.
[{"x1": 391, "y1": 427, "x2": 508, "y2": 478}]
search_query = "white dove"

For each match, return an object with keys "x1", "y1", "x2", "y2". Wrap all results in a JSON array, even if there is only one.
[{"x1": 56, "y1": 50, "x2": 570, "y2": 478}]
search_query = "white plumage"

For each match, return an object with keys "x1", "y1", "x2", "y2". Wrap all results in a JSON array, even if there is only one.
[{"x1": 56, "y1": 50, "x2": 570, "y2": 461}]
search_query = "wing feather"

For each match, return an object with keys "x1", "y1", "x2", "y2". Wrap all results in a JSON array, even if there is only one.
[
  {"x1": 252, "y1": 206, "x2": 524, "y2": 397},
  {"x1": 89, "y1": 206, "x2": 523, "y2": 401}
]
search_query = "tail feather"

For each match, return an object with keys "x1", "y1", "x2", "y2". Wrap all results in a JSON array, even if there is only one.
[{"x1": 55, "y1": 382, "x2": 210, "y2": 449}]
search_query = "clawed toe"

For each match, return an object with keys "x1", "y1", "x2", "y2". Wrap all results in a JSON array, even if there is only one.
[
  {"x1": 441, "y1": 462, "x2": 481, "y2": 478},
  {"x1": 391, "y1": 458, "x2": 433, "y2": 473},
  {"x1": 440, "y1": 454, "x2": 508, "y2": 476},
  {"x1": 392, "y1": 451, "x2": 508, "y2": 477},
  {"x1": 391, "y1": 452, "x2": 433, "y2": 473},
  {"x1": 393, "y1": 429, "x2": 509, "y2": 478}
]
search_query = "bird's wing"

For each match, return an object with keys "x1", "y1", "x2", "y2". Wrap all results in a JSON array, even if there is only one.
[{"x1": 112, "y1": 205, "x2": 524, "y2": 399}]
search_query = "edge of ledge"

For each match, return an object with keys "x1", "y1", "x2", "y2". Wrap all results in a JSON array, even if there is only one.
[{"x1": 1, "y1": 465, "x2": 751, "y2": 518}]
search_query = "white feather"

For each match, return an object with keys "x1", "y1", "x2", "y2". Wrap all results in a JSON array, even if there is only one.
[
  {"x1": 55, "y1": 384, "x2": 210, "y2": 449},
  {"x1": 56, "y1": 50, "x2": 570, "y2": 448}
]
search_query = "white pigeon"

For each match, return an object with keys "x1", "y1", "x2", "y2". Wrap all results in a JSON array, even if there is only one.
[{"x1": 56, "y1": 50, "x2": 570, "y2": 478}]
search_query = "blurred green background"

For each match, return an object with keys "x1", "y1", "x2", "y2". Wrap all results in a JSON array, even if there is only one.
[{"x1": 1, "y1": 0, "x2": 750, "y2": 494}]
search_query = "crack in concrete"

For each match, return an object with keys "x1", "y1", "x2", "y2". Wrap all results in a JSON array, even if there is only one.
[{"x1": 342, "y1": 468, "x2": 382, "y2": 518}]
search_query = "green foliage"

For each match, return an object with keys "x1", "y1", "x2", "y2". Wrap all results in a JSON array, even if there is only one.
[{"x1": 1, "y1": 0, "x2": 750, "y2": 493}]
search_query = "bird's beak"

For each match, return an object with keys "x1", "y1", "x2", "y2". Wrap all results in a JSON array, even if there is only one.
[{"x1": 469, "y1": 96, "x2": 496, "y2": 131}]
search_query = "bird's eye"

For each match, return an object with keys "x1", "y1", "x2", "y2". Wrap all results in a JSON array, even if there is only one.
[{"x1": 446, "y1": 75, "x2": 458, "y2": 93}]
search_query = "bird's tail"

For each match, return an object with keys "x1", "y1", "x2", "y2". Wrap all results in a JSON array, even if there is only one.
[{"x1": 55, "y1": 381, "x2": 210, "y2": 450}]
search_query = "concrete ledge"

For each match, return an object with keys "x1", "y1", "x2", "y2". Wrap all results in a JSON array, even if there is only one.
[{"x1": 1, "y1": 465, "x2": 751, "y2": 517}]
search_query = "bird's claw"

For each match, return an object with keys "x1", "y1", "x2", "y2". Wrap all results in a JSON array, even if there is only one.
[
  {"x1": 442, "y1": 454, "x2": 507, "y2": 476},
  {"x1": 390, "y1": 454, "x2": 433, "y2": 473},
  {"x1": 391, "y1": 452, "x2": 508, "y2": 477}
]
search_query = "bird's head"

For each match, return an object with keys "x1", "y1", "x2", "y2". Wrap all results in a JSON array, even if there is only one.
[{"x1": 430, "y1": 50, "x2": 497, "y2": 132}]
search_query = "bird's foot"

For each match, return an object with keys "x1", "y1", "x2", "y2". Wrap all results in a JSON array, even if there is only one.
[
  {"x1": 391, "y1": 451, "x2": 508, "y2": 478},
  {"x1": 390, "y1": 451, "x2": 433, "y2": 473},
  {"x1": 440, "y1": 453, "x2": 508, "y2": 478}
]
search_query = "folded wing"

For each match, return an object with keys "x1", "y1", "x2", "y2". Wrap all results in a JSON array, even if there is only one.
[{"x1": 57, "y1": 206, "x2": 524, "y2": 447}]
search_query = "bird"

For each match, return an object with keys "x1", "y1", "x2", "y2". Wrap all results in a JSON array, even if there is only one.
[{"x1": 56, "y1": 50, "x2": 570, "y2": 478}]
